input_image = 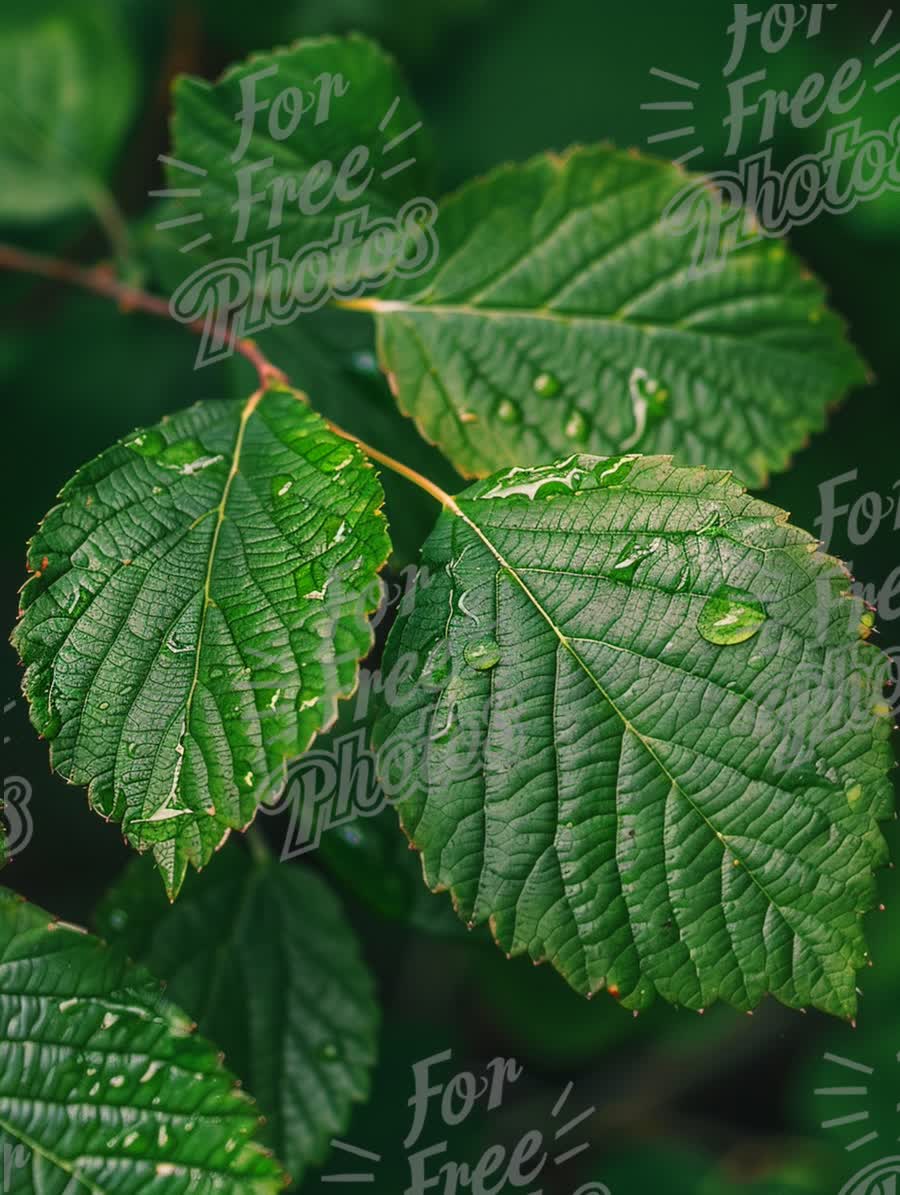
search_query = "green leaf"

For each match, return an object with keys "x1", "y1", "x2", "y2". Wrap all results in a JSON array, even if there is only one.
[
  {"x1": 372, "y1": 454, "x2": 895, "y2": 1017},
  {"x1": 12, "y1": 386, "x2": 391, "y2": 897},
  {"x1": 0, "y1": 887, "x2": 285, "y2": 1193},
  {"x1": 0, "y1": 0, "x2": 137, "y2": 224},
  {"x1": 224, "y1": 315, "x2": 462, "y2": 567},
  {"x1": 359, "y1": 145, "x2": 867, "y2": 487},
  {"x1": 96, "y1": 846, "x2": 378, "y2": 1187},
  {"x1": 169, "y1": 34, "x2": 433, "y2": 267}
]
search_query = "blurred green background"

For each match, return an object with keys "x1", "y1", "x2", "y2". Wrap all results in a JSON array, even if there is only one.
[{"x1": 1, "y1": 1, "x2": 897, "y2": 1192}]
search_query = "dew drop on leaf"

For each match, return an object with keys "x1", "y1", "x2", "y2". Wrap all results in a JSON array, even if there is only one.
[
  {"x1": 533, "y1": 371, "x2": 561, "y2": 398},
  {"x1": 593, "y1": 455, "x2": 637, "y2": 488},
  {"x1": 697, "y1": 510, "x2": 723, "y2": 535},
  {"x1": 845, "y1": 782, "x2": 863, "y2": 806},
  {"x1": 565, "y1": 410, "x2": 589, "y2": 443},
  {"x1": 483, "y1": 457, "x2": 588, "y2": 501},
  {"x1": 422, "y1": 640, "x2": 452, "y2": 688},
  {"x1": 623, "y1": 367, "x2": 670, "y2": 449},
  {"x1": 697, "y1": 585, "x2": 768, "y2": 645},
  {"x1": 156, "y1": 439, "x2": 226, "y2": 475},
  {"x1": 294, "y1": 561, "x2": 328, "y2": 600},
  {"x1": 497, "y1": 398, "x2": 522, "y2": 424},
  {"x1": 464, "y1": 639, "x2": 501, "y2": 671},
  {"x1": 610, "y1": 538, "x2": 663, "y2": 583},
  {"x1": 124, "y1": 430, "x2": 165, "y2": 458}
]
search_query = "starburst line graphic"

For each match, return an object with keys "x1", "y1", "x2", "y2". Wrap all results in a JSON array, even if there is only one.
[
  {"x1": 150, "y1": 95, "x2": 422, "y2": 254},
  {"x1": 320, "y1": 1139, "x2": 382, "y2": 1184},
  {"x1": 643, "y1": 8, "x2": 899, "y2": 167},
  {"x1": 377, "y1": 96, "x2": 421, "y2": 182},
  {"x1": 151, "y1": 155, "x2": 214, "y2": 252},
  {"x1": 872, "y1": 7, "x2": 900, "y2": 91},
  {"x1": 815, "y1": 1051, "x2": 897, "y2": 1154},
  {"x1": 642, "y1": 66, "x2": 702, "y2": 165},
  {"x1": 550, "y1": 1079, "x2": 596, "y2": 1167},
  {"x1": 322, "y1": 1076, "x2": 596, "y2": 1186}
]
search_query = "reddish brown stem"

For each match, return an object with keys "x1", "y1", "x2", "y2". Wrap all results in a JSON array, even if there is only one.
[
  {"x1": 0, "y1": 242, "x2": 460, "y2": 509},
  {"x1": 0, "y1": 243, "x2": 286, "y2": 390}
]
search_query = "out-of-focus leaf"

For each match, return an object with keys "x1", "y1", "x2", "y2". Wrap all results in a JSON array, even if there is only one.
[
  {"x1": 97, "y1": 847, "x2": 378, "y2": 1187},
  {"x1": 169, "y1": 35, "x2": 434, "y2": 268},
  {"x1": 0, "y1": 0, "x2": 137, "y2": 223}
]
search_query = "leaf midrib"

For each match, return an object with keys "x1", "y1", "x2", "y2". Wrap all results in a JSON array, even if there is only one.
[
  {"x1": 147, "y1": 389, "x2": 263, "y2": 824},
  {"x1": 369, "y1": 298, "x2": 835, "y2": 372}
]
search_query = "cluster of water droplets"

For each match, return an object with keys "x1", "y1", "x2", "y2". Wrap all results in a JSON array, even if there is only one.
[
  {"x1": 481, "y1": 454, "x2": 639, "y2": 502},
  {"x1": 125, "y1": 432, "x2": 225, "y2": 476}
]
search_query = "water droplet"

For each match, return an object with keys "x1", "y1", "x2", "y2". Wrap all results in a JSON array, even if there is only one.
[
  {"x1": 748, "y1": 654, "x2": 767, "y2": 671},
  {"x1": 294, "y1": 561, "x2": 329, "y2": 601},
  {"x1": 696, "y1": 510, "x2": 723, "y2": 535},
  {"x1": 593, "y1": 455, "x2": 637, "y2": 488},
  {"x1": 166, "y1": 632, "x2": 195, "y2": 654},
  {"x1": 533, "y1": 372, "x2": 561, "y2": 398},
  {"x1": 324, "y1": 514, "x2": 349, "y2": 546},
  {"x1": 320, "y1": 451, "x2": 355, "y2": 476},
  {"x1": 610, "y1": 538, "x2": 663, "y2": 583},
  {"x1": 65, "y1": 587, "x2": 91, "y2": 618},
  {"x1": 464, "y1": 639, "x2": 501, "y2": 671},
  {"x1": 429, "y1": 690, "x2": 460, "y2": 743},
  {"x1": 98, "y1": 701, "x2": 110, "y2": 711},
  {"x1": 565, "y1": 410, "x2": 589, "y2": 443},
  {"x1": 320, "y1": 1042, "x2": 339, "y2": 1061},
  {"x1": 623, "y1": 367, "x2": 669, "y2": 450},
  {"x1": 272, "y1": 475, "x2": 293, "y2": 500},
  {"x1": 815, "y1": 759, "x2": 839, "y2": 784},
  {"x1": 108, "y1": 908, "x2": 128, "y2": 931},
  {"x1": 483, "y1": 457, "x2": 588, "y2": 501},
  {"x1": 44, "y1": 706, "x2": 62, "y2": 739},
  {"x1": 139, "y1": 1060, "x2": 163, "y2": 1083},
  {"x1": 496, "y1": 398, "x2": 522, "y2": 424},
  {"x1": 697, "y1": 586, "x2": 767, "y2": 645},
  {"x1": 158, "y1": 438, "x2": 225, "y2": 475},
  {"x1": 422, "y1": 641, "x2": 452, "y2": 689},
  {"x1": 125, "y1": 430, "x2": 164, "y2": 458}
]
